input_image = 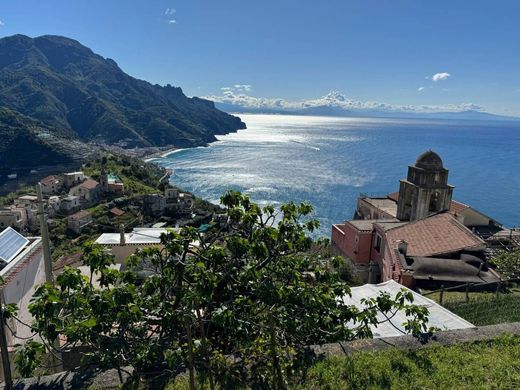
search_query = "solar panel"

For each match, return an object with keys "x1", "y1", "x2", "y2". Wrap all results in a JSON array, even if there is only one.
[{"x1": 0, "y1": 227, "x2": 29, "y2": 263}]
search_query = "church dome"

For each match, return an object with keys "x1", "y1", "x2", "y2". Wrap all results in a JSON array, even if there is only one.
[{"x1": 415, "y1": 150, "x2": 443, "y2": 170}]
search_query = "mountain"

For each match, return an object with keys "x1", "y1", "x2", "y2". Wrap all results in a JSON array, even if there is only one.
[
  {"x1": 0, "y1": 34, "x2": 246, "y2": 167},
  {"x1": 0, "y1": 107, "x2": 74, "y2": 171}
]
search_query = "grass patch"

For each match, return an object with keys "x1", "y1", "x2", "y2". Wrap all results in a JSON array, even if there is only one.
[
  {"x1": 164, "y1": 335, "x2": 520, "y2": 389},
  {"x1": 444, "y1": 294, "x2": 520, "y2": 326},
  {"x1": 295, "y1": 334, "x2": 520, "y2": 389}
]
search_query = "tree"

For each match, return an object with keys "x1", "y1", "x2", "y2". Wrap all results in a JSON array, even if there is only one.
[
  {"x1": 16, "y1": 191, "x2": 433, "y2": 388},
  {"x1": 491, "y1": 249, "x2": 520, "y2": 279}
]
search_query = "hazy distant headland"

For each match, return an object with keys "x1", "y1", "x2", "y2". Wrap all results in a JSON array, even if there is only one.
[{"x1": 208, "y1": 91, "x2": 520, "y2": 122}]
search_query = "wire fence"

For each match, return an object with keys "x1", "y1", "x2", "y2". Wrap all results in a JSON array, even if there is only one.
[{"x1": 421, "y1": 279, "x2": 520, "y2": 326}]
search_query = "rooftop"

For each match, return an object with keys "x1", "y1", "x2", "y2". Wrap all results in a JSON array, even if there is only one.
[
  {"x1": 68, "y1": 210, "x2": 91, "y2": 220},
  {"x1": 109, "y1": 207, "x2": 125, "y2": 216},
  {"x1": 342, "y1": 280, "x2": 473, "y2": 338},
  {"x1": 79, "y1": 179, "x2": 100, "y2": 190},
  {"x1": 17, "y1": 195, "x2": 38, "y2": 202},
  {"x1": 384, "y1": 213, "x2": 486, "y2": 257},
  {"x1": 96, "y1": 228, "x2": 174, "y2": 245},
  {"x1": 40, "y1": 175, "x2": 59, "y2": 186},
  {"x1": 362, "y1": 197, "x2": 398, "y2": 217},
  {"x1": 410, "y1": 256, "x2": 501, "y2": 284},
  {"x1": 348, "y1": 218, "x2": 399, "y2": 232}
]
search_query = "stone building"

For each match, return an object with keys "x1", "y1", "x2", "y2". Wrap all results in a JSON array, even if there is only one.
[
  {"x1": 396, "y1": 150, "x2": 454, "y2": 221},
  {"x1": 0, "y1": 227, "x2": 46, "y2": 377},
  {"x1": 69, "y1": 178, "x2": 102, "y2": 204},
  {"x1": 67, "y1": 210, "x2": 93, "y2": 234},
  {"x1": 100, "y1": 169, "x2": 124, "y2": 193}
]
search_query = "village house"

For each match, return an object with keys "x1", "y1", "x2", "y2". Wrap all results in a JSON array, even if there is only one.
[
  {"x1": 0, "y1": 208, "x2": 25, "y2": 230},
  {"x1": 95, "y1": 227, "x2": 171, "y2": 263},
  {"x1": 0, "y1": 227, "x2": 46, "y2": 380},
  {"x1": 46, "y1": 196, "x2": 61, "y2": 217},
  {"x1": 67, "y1": 209, "x2": 93, "y2": 234},
  {"x1": 69, "y1": 178, "x2": 102, "y2": 204},
  {"x1": 8, "y1": 196, "x2": 39, "y2": 229},
  {"x1": 331, "y1": 151, "x2": 507, "y2": 289},
  {"x1": 60, "y1": 195, "x2": 81, "y2": 214},
  {"x1": 100, "y1": 170, "x2": 125, "y2": 193},
  {"x1": 165, "y1": 188, "x2": 194, "y2": 214},
  {"x1": 63, "y1": 171, "x2": 85, "y2": 188},
  {"x1": 143, "y1": 194, "x2": 166, "y2": 216},
  {"x1": 40, "y1": 175, "x2": 63, "y2": 195}
]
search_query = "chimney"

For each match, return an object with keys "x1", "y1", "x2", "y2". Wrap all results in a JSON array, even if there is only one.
[
  {"x1": 119, "y1": 224, "x2": 126, "y2": 245},
  {"x1": 397, "y1": 240, "x2": 408, "y2": 256}
]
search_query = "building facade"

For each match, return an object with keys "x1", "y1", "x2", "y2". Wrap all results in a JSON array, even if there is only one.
[{"x1": 331, "y1": 151, "x2": 505, "y2": 288}]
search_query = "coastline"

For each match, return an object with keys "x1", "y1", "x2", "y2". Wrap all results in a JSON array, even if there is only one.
[{"x1": 143, "y1": 147, "x2": 183, "y2": 162}]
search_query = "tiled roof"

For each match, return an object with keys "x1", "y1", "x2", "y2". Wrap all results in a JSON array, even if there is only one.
[
  {"x1": 53, "y1": 252, "x2": 83, "y2": 271},
  {"x1": 109, "y1": 207, "x2": 125, "y2": 216},
  {"x1": 387, "y1": 191, "x2": 470, "y2": 214},
  {"x1": 449, "y1": 200, "x2": 470, "y2": 214},
  {"x1": 388, "y1": 191, "x2": 399, "y2": 202},
  {"x1": 68, "y1": 210, "x2": 91, "y2": 220},
  {"x1": 80, "y1": 179, "x2": 100, "y2": 190},
  {"x1": 40, "y1": 175, "x2": 57, "y2": 186},
  {"x1": 384, "y1": 212, "x2": 485, "y2": 257}
]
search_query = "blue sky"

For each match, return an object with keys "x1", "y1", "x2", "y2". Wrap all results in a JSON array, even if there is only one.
[{"x1": 0, "y1": 0, "x2": 519, "y2": 115}]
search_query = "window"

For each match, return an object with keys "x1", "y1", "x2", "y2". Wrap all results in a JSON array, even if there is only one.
[
  {"x1": 429, "y1": 191, "x2": 439, "y2": 212},
  {"x1": 374, "y1": 233, "x2": 382, "y2": 252}
]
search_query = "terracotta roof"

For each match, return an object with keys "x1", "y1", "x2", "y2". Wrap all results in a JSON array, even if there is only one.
[
  {"x1": 40, "y1": 175, "x2": 57, "y2": 186},
  {"x1": 383, "y1": 213, "x2": 485, "y2": 257},
  {"x1": 387, "y1": 191, "x2": 470, "y2": 214},
  {"x1": 450, "y1": 200, "x2": 470, "y2": 214},
  {"x1": 53, "y1": 252, "x2": 82, "y2": 271},
  {"x1": 109, "y1": 207, "x2": 125, "y2": 216},
  {"x1": 80, "y1": 179, "x2": 100, "y2": 190},
  {"x1": 68, "y1": 210, "x2": 91, "y2": 220},
  {"x1": 388, "y1": 191, "x2": 399, "y2": 202}
]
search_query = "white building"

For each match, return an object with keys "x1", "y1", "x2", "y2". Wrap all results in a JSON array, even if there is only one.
[
  {"x1": 61, "y1": 195, "x2": 80, "y2": 214},
  {"x1": 63, "y1": 171, "x2": 85, "y2": 188},
  {"x1": 0, "y1": 208, "x2": 25, "y2": 230},
  {"x1": 95, "y1": 228, "x2": 170, "y2": 263},
  {"x1": 0, "y1": 228, "x2": 46, "y2": 352},
  {"x1": 40, "y1": 175, "x2": 63, "y2": 195}
]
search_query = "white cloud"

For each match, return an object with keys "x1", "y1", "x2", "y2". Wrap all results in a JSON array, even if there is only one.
[
  {"x1": 203, "y1": 90, "x2": 485, "y2": 114},
  {"x1": 0, "y1": 20, "x2": 4, "y2": 26},
  {"x1": 222, "y1": 84, "x2": 253, "y2": 93},
  {"x1": 165, "y1": 8, "x2": 176, "y2": 15},
  {"x1": 168, "y1": 19, "x2": 176, "y2": 24},
  {"x1": 233, "y1": 84, "x2": 252, "y2": 92},
  {"x1": 417, "y1": 87, "x2": 425, "y2": 92},
  {"x1": 431, "y1": 72, "x2": 451, "y2": 82}
]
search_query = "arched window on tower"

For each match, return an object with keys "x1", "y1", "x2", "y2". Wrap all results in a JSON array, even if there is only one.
[{"x1": 429, "y1": 191, "x2": 439, "y2": 212}]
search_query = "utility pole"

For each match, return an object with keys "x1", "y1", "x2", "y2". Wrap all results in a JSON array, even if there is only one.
[
  {"x1": 36, "y1": 184, "x2": 62, "y2": 374},
  {"x1": 0, "y1": 294, "x2": 13, "y2": 389},
  {"x1": 37, "y1": 184, "x2": 54, "y2": 285}
]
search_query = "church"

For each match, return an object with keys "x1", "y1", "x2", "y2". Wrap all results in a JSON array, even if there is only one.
[{"x1": 331, "y1": 151, "x2": 517, "y2": 289}]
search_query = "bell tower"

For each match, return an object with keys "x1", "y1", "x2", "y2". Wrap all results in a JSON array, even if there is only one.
[{"x1": 396, "y1": 150, "x2": 454, "y2": 221}]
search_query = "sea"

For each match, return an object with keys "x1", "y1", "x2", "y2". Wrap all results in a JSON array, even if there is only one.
[{"x1": 153, "y1": 114, "x2": 520, "y2": 237}]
